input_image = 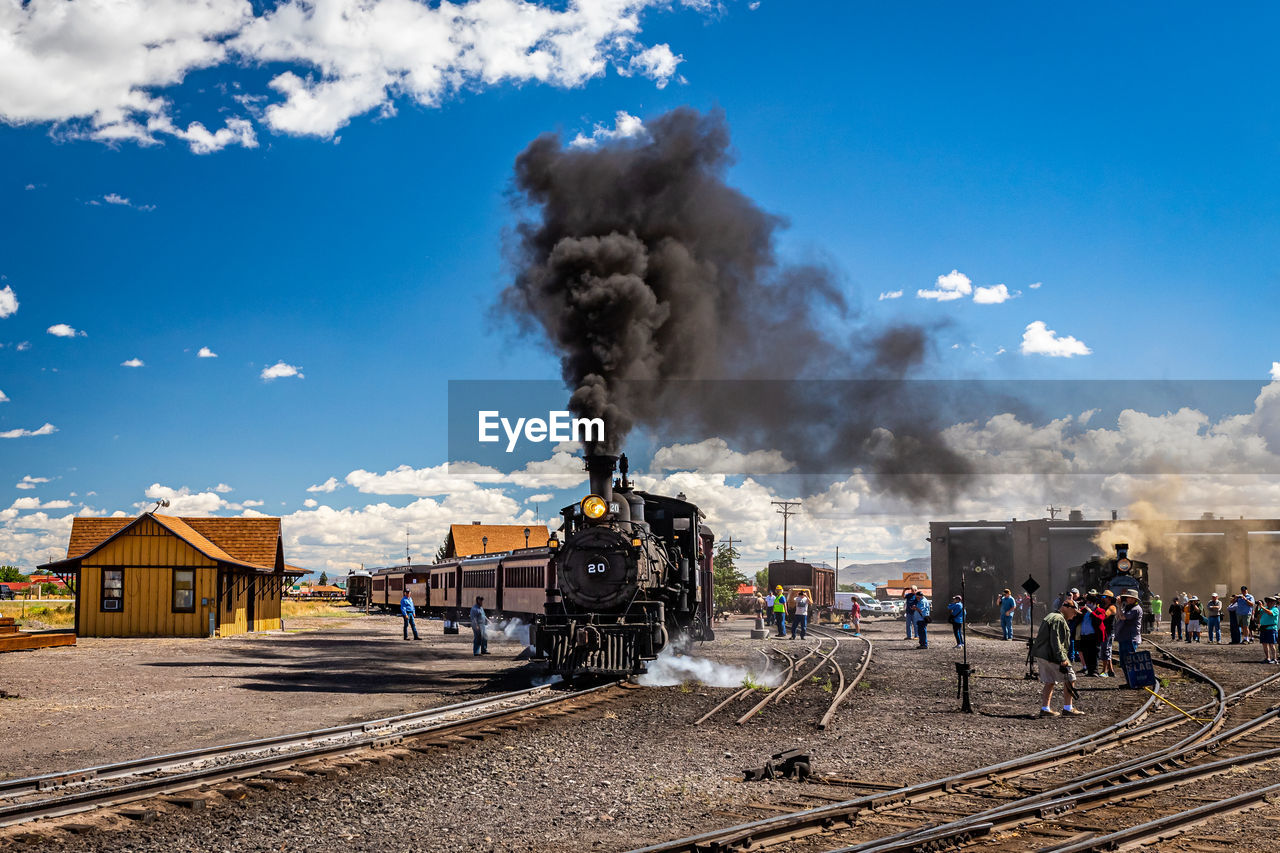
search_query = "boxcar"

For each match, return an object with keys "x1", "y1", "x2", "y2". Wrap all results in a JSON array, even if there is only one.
[{"x1": 767, "y1": 560, "x2": 836, "y2": 617}]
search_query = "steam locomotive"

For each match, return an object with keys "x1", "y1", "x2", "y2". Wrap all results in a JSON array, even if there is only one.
[
  {"x1": 532, "y1": 453, "x2": 716, "y2": 678},
  {"x1": 1078, "y1": 542, "x2": 1155, "y2": 631}
]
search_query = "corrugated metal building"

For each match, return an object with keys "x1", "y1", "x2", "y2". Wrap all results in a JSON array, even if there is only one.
[
  {"x1": 40, "y1": 512, "x2": 299, "y2": 638},
  {"x1": 930, "y1": 515, "x2": 1280, "y2": 620}
]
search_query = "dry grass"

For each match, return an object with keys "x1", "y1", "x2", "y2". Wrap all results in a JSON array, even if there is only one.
[
  {"x1": 0, "y1": 601, "x2": 76, "y2": 629},
  {"x1": 281, "y1": 601, "x2": 363, "y2": 620}
]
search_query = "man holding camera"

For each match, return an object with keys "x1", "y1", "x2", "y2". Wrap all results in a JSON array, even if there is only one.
[{"x1": 1031, "y1": 598, "x2": 1084, "y2": 717}]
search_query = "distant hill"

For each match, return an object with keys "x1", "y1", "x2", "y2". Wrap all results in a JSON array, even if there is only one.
[{"x1": 838, "y1": 556, "x2": 930, "y2": 587}]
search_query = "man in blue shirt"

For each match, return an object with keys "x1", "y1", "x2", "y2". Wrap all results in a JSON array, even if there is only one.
[
  {"x1": 470, "y1": 596, "x2": 490, "y2": 655},
  {"x1": 947, "y1": 595, "x2": 965, "y2": 647},
  {"x1": 999, "y1": 589, "x2": 1016, "y2": 640},
  {"x1": 1115, "y1": 590, "x2": 1143, "y2": 686},
  {"x1": 400, "y1": 592, "x2": 420, "y2": 640}
]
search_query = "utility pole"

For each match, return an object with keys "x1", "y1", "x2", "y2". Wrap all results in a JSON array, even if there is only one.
[
  {"x1": 405, "y1": 531, "x2": 411, "y2": 566},
  {"x1": 771, "y1": 501, "x2": 801, "y2": 562},
  {"x1": 722, "y1": 534, "x2": 740, "y2": 557},
  {"x1": 1046, "y1": 506, "x2": 1062, "y2": 520}
]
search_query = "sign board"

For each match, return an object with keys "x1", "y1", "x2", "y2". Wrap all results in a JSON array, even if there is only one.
[
  {"x1": 1125, "y1": 650, "x2": 1157, "y2": 688},
  {"x1": 1021, "y1": 576, "x2": 1040, "y2": 595}
]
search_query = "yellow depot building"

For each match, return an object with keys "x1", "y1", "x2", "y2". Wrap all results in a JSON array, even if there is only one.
[{"x1": 40, "y1": 512, "x2": 298, "y2": 638}]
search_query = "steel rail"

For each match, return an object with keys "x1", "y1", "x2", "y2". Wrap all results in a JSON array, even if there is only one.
[
  {"x1": 841, "y1": 739, "x2": 1280, "y2": 853},
  {"x1": 736, "y1": 643, "x2": 823, "y2": 725},
  {"x1": 832, "y1": 652, "x2": 1280, "y2": 853},
  {"x1": 1042, "y1": 778, "x2": 1280, "y2": 853},
  {"x1": 627, "y1": 672, "x2": 1164, "y2": 853},
  {"x1": 818, "y1": 632, "x2": 872, "y2": 730},
  {"x1": 694, "y1": 649, "x2": 788, "y2": 726},
  {"x1": 630, "y1": 637, "x2": 1262, "y2": 853},
  {"x1": 0, "y1": 680, "x2": 620, "y2": 829},
  {"x1": 0, "y1": 683, "x2": 557, "y2": 799},
  {"x1": 829, "y1": 645, "x2": 1228, "y2": 852}
]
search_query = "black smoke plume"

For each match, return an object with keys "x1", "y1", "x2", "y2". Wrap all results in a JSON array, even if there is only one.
[{"x1": 501, "y1": 108, "x2": 971, "y2": 503}]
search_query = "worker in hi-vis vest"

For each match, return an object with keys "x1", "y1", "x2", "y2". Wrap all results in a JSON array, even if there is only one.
[{"x1": 773, "y1": 586, "x2": 788, "y2": 637}]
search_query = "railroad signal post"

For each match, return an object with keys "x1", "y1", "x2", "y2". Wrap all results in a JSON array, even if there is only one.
[{"x1": 1021, "y1": 575, "x2": 1041, "y2": 680}]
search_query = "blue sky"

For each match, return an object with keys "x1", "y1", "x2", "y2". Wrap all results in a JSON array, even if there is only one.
[{"x1": 4, "y1": 1, "x2": 1280, "y2": 574}]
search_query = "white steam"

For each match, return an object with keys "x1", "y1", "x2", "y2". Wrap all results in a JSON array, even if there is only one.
[{"x1": 637, "y1": 644, "x2": 782, "y2": 688}]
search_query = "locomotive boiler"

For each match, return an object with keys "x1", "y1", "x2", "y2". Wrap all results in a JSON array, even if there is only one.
[{"x1": 533, "y1": 453, "x2": 715, "y2": 678}]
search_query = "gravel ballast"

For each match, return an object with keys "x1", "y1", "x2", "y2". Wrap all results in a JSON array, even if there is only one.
[{"x1": 11, "y1": 613, "x2": 1264, "y2": 852}]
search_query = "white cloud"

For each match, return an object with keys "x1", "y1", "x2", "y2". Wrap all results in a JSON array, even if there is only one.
[
  {"x1": 1271, "y1": 362, "x2": 1280, "y2": 381},
  {"x1": 306, "y1": 477, "x2": 341, "y2": 493},
  {"x1": 197, "y1": 346, "x2": 218, "y2": 358},
  {"x1": 47, "y1": 323, "x2": 85, "y2": 338},
  {"x1": 1020, "y1": 320, "x2": 1092, "y2": 358},
  {"x1": 16, "y1": 475, "x2": 51, "y2": 490},
  {"x1": 140, "y1": 483, "x2": 247, "y2": 514},
  {"x1": 1028, "y1": 282, "x2": 1042, "y2": 289},
  {"x1": 0, "y1": 285, "x2": 17, "y2": 318},
  {"x1": 261, "y1": 360, "x2": 303, "y2": 380},
  {"x1": 509, "y1": 451, "x2": 589, "y2": 489},
  {"x1": 623, "y1": 43, "x2": 681, "y2": 88},
  {"x1": 10, "y1": 497, "x2": 74, "y2": 511},
  {"x1": 99, "y1": 193, "x2": 156, "y2": 211},
  {"x1": 525, "y1": 493, "x2": 553, "y2": 503},
  {"x1": 0, "y1": 423, "x2": 57, "y2": 439},
  {"x1": 121, "y1": 357, "x2": 145, "y2": 367},
  {"x1": 878, "y1": 290, "x2": 903, "y2": 301},
  {"x1": 242, "y1": 499, "x2": 264, "y2": 507},
  {"x1": 345, "y1": 461, "x2": 504, "y2": 496},
  {"x1": 916, "y1": 269, "x2": 972, "y2": 302},
  {"x1": 972, "y1": 283, "x2": 1014, "y2": 304},
  {"x1": 570, "y1": 110, "x2": 647, "y2": 149},
  {"x1": 0, "y1": 0, "x2": 710, "y2": 152},
  {"x1": 212, "y1": 483, "x2": 233, "y2": 493},
  {"x1": 0, "y1": 390, "x2": 7, "y2": 402},
  {"x1": 651, "y1": 438, "x2": 794, "y2": 475},
  {"x1": 16, "y1": 341, "x2": 30, "y2": 351},
  {"x1": 304, "y1": 498, "x2": 318, "y2": 508}
]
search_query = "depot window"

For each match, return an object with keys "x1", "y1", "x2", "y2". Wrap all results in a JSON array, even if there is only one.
[
  {"x1": 173, "y1": 569, "x2": 195, "y2": 613},
  {"x1": 101, "y1": 569, "x2": 124, "y2": 612}
]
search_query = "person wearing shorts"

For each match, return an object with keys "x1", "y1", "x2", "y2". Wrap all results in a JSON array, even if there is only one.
[
  {"x1": 1030, "y1": 599, "x2": 1083, "y2": 717},
  {"x1": 1258, "y1": 596, "x2": 1279, "y2": 664}
]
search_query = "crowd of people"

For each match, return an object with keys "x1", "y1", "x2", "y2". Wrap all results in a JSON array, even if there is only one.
[
  {"x1": 1031, "y1": 588, "x2": 1146, "y2": 717},
  {"x1": 1158, "y1": 587, "x2": 1280, "y2": 660}
]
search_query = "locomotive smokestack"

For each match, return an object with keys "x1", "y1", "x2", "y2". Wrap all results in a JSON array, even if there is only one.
[
  {"x1": 585, "y1": 454, "x2": 617, "y2": 502},
  {"x1": 1115, "y1": 543, "x2": 1129, "y2": 560}
]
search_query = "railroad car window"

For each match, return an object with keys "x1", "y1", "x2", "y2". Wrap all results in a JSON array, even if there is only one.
[
  {"x1": 373, "y1": 578, "x2": 385, "y2": 591},
  {"x1": 463, "y1": 570, "x2": 497, "y2": 587},
  {"x1": 172, "y1": 569, "x2": 196, "y2": 613},
  {"x1": 390, "y1": 578, "x2": 403, "y2": 591},
  {"x1": 101, "y1": 569, "x2": 123, "y2": 612}
]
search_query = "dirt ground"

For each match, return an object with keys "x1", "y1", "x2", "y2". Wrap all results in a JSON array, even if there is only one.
[
  {"x1": 0, "y1": 609, "x2": 538, "y2": 780},
  {"x1": 5, "y1": 612, "x2": 1278, "y2": 851}
]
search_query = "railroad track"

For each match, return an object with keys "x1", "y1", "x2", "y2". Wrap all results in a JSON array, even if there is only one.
[
  {"x1": 694, "y1": 628, "x2": 872, "y2": 730},
  {"x1": 0, "y1": 680, "x2": 621, "y2": 834},
  {"x1": 631, "y1": 640, "x2": 1280, "y2": 852}
]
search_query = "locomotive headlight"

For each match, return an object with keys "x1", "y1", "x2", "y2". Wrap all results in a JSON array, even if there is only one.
[
  {"x1": 581, "y1": 495, "x2": 608, "y2": 520},
  {"x1": 631, "y1": 538, "x2": 642, "y2": 548}
]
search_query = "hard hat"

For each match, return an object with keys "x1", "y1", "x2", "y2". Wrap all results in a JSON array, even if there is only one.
[{"x1": 776, "y1": 585, "x2": 783, "y2": 591}]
